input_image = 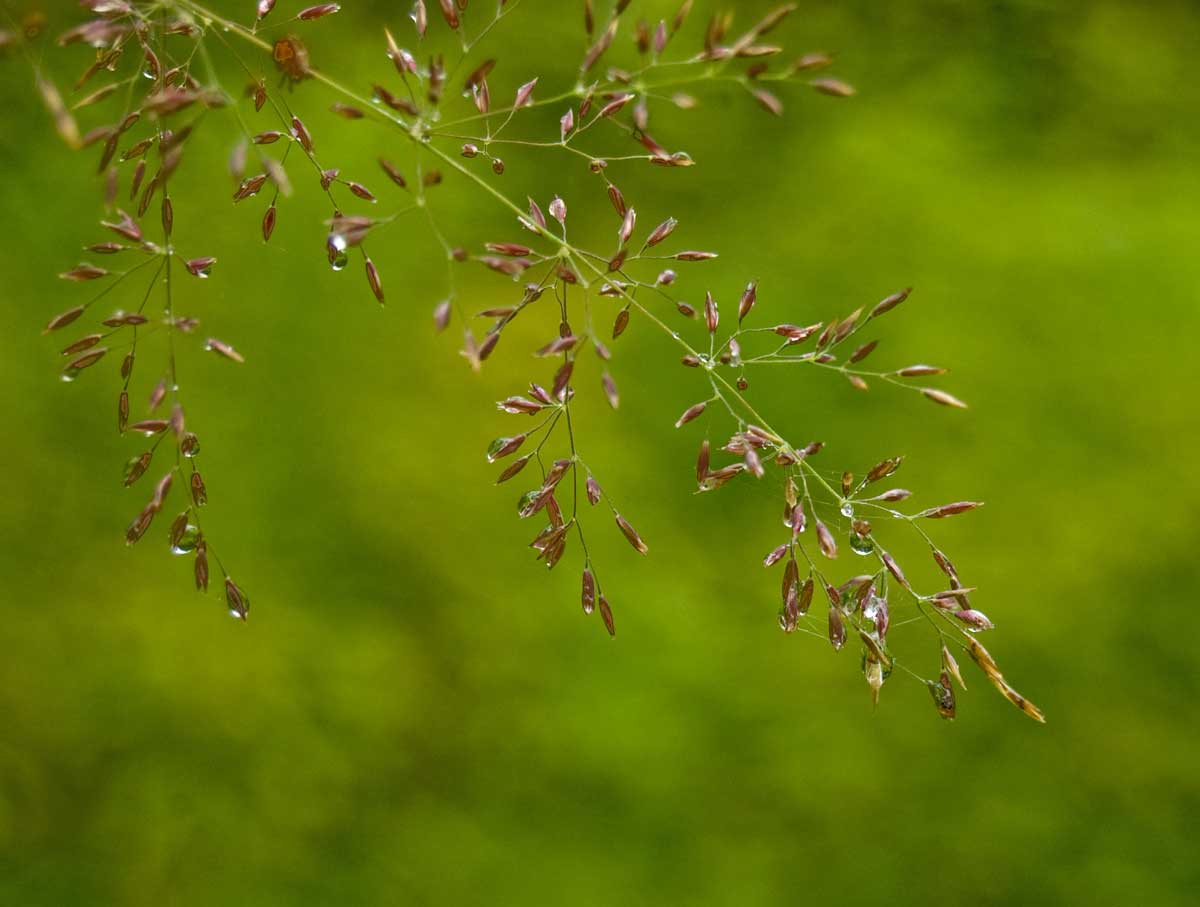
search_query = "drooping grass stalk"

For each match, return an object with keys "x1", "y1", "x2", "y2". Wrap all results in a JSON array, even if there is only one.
[{"x1": 23, "y1": 0, "x2": 1042, "y2": 721}]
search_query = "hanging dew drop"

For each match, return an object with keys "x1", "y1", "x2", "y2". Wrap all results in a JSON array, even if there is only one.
[
  {"x1": 170, "y1": 524, "x2": 202, "y2": 555},
  {"x1": 840, "y1": 502, "x2": 854, "y2": 518},
  {"x1": 327, "y1": 233, "x2": 349, "y2": 271},
  {"x1": 850, "y1": 533, "x2": 874, "y2": 556}
]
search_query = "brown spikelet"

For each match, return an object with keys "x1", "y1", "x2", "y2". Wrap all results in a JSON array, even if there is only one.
[
  {"x1": 871, "y1": 287, "x2": 910, "y2": 317},
  {"x1": 601, "y1": 371, "x2": 619, "y2": 409},
  {"x1": 44, "y1": 306, "x2": 86, "y2": 334},
  {"x1": 224, "y1": 577, "x2": 249, "y2": 620},
  {"x1": 815, "y1": 518, "x2": 837, "y2": 559},
  {"x1": 194, "y1": 542, "x2": 210, "y2": 591},
  {"x1": 828, "y1": 605, "x2": 845, "y2": 650},
  {"x1": 922, "y1": 388, "x2": 968, "y2": 409},
  {"x1": 928, "y1": 672, "x2": 956, "y2": 719},
  {"x1": 365, "y1": 258, "x2": 384, "y2": 304},
  {"x1": 674, "y1": 400, "x2": 707, "y2": 428},
  {"x1": 614, "y1": 514, "x2": 648, "y2": 555},
  {"x1": 809, "y1": 77, "x2": 855, "y2": 97},
  {"x1": 920, "y1": 501, "x2": 984, "y2": 519},
  {"x1": 299, "y1": 4, "x2": 340, "y2": 22},
  {"x1": 581, "y1": 568, "x2": 596, "y2": 615},
  {"x1": 598, "y1": 594, "x2": 615, "y2": 636}
]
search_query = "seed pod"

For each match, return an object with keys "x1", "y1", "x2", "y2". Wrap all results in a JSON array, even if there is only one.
[
  {"x1": 123, "y1": 451, "x2": 152, "y2": 487},
  {"x1": 184, "y1": 257, "x2": 215, "y2": 278},
  {"x1": 824, "y1": 582, "x2": 842, "y2": 610},
  {"x1": 125, "y1": 505, "x2": 155, "y2": 546},
  {"x1": 43, "y1": 306, "x2": 86, "y2": 334},
  {"x1": 365, "y1": 258, "x2": 384, "y2": 304},
  {"x1": 618, "y1": 207, "x2": 636, "y2": 246},
  {"x1": 828, "y1": 606, "x2": 845, "y2": 650},
  {"x1": 190, "y1": 471, "x2": 207, "y2": 507},
  {"x1": 865, "y1": 456, "x2": 903, "y2": 484},
  {"x1": 290, "y1": 115, "x2": 313, "y2": 152},
  {"x1": 494, "y1": 455, "x2": 531, "y2": 484},
  {"x1": 549, "y1": 195, "x2": 567, "y2": 223},
  {"x1": 116, "y1": 391, "x2": 129, "y2": 434},
  {"x1": 612, "y1": 308, "x2": 630, "y2": 339},
  {"x1": 815, "y1": 518, "x2": 837, "y2": 559},
  {"x1": 299, "y1": 4, "x2": 340, "y2": 21},
  {"x1": 586, "y1": 475, "x2": 602, "y2": 506},
  {"x1": 259, "y1": 203, "x2": 277, "y2": 242},
  {"x1": 514, "y1": 78, "x2": 538, "y2": 108},
  {"x1": 953, "y1": 609, "x2": 995, "y2": 632},
  {"x1": 204, "y1": 338, "x2": 245, "y2": 364},
  {"x1": 704, "y1": 292, "x2": 718, "y2": 333},
  {"x1": 942, "y1": 644, "x2": 966, "y2": 690},
  {"x1": 789, "y1": 502, "x2": 806, "y2": 535},
  {"x1": 170, "y1": 404, "x2": 185, "y2": 439},
  {"x1": 486, "y1": 434, "x2": 526, "y2": 463},
  {"x1": 850, "y1": 340, "x2": 878, "y2": 363},
  {"x1": 779, "y1": 557, "x2": 798, "y2": 605},
  {"x1": 598, "y1": 594, "x2": 615, "y2": 636},
  {"x1": 636, "y1": 219, "x2": 676, "y2": 252},
  {"x1": 614, "y1": 514, "x2": 648, "y2": 555},
  {"x1": 194, "y1": 541, "x2": 210, "y2": 591},
  {"x1": 869, "y1": 287, "x2": 910, "y2": 318},
  {"x1": 60, "y1": 264, "x2": 108, "y2": 281},
  {"x1": 744, "y1": 447, "x2": 764, "y2": 478},
  {"x1": 601, "y1": 371, "x2": 619, "y2": 409},
  {"x1": 224, "y1": 577, "x2": 249, "y2": 620},
  {"x1": 798, "y1": 576, "x2": 814, "y2": 615},
  {"x1": 674, "y1": 401, "x2": 707, "y2": 428},
  {"x1": 920, "y1": 501, "x2": 984, "y2": 519},
  {"x1": 880, "y1": 550, "x2": 908, "y2": 589},
  {"x1": 897, "y1": 364, "x2": 947, "y2": 377},
  {"x1": 763, "y1": 544, "x2": 788, "y2": 568},
  {"x1": 928, "y1": 672, "x2": 956, "y2": 719},
  {"x1": 922, "y1": 388, "x2": 968, "y2": 409},
  {"x1": 809, "y1": 77, "x2": 855, "y2": 97},
  {"x1": 737, "y1": 281, "x2": 757, "y2": 322},
  {"x1": 581, "y1": 568, "x2": 596, "y2": 614}
]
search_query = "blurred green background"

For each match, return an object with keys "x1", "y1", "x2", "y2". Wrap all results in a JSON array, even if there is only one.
[{"x1": 2, "y1": 0, "x2": 1198, "y2": 903}]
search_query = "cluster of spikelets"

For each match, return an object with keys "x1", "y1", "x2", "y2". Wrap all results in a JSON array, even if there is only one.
[{"x1": 21, "y1": 0, "x2": 1041, "y2": 722}]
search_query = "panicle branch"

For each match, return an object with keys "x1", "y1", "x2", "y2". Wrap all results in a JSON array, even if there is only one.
[{"x1": 22, "y1": 0, "x2": 1039, "y2": 721}]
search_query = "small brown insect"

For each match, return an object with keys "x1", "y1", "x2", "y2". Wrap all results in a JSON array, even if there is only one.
[{"x1": 273, "y1": 35, "x2": 311, "y2": 82}]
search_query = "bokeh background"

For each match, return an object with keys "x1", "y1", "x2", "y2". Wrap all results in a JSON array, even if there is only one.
[{"x1": 2, "y1": 0, "x2": 1198, "y2": 903}]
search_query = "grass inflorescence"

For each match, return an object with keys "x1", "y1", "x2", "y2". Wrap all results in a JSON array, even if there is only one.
[{"x1": 16, "y1": 0, "x2": 1041, "y2": 721}]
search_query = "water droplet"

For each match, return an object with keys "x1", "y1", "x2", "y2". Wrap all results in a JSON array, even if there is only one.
[
  {"x1": 60, "y1": 369, "x2": 79, "y2": 383},
  {"x1": 840, "y1": 502, "x2": 854, "y2": 518},
  {"x1": 850, "y1": 533, "x2": 874, "y2": 556},
  {"x1": 329, "y1": 249, "x2": 349, "y2": 271},
  {"x1": 170, "y1": 524, "x2": 202, "y2": 555}
]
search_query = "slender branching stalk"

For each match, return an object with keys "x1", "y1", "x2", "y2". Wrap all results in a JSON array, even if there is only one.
[{"x1": 12, "y1": 0, "x2": 1043, "y2": 721}]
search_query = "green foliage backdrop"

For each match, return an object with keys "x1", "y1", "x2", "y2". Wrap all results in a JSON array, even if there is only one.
[{"x1": 1, "y1": 1, "x2": 1197, "y2": 903}]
